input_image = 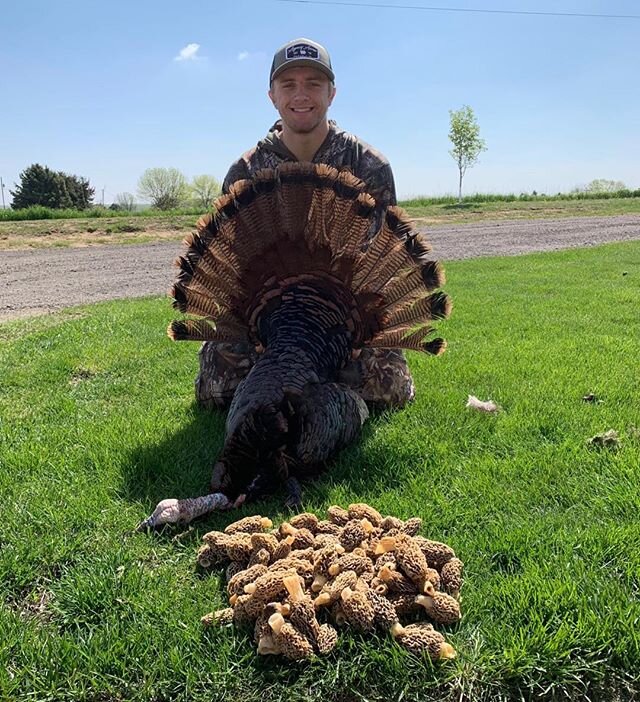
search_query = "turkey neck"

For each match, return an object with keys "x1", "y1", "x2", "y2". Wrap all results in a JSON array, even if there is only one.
[{"x1": 255, "y1": 282, "x2": 353, "y2": 382}]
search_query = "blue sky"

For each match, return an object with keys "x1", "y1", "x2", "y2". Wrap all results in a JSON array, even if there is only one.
[{"x1": 1, "y1": 0, "x2": 638, "y2": 204}]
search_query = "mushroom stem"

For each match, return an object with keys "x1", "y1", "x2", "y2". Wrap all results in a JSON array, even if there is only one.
[
  {"x1": 374, "y1": 536, "x2": 397, "y2": 555},
  {"x1": 439, "y1": 643, "x2": 457, "y2": 660},
  {"x1": 378, "y1": 565, "x2": 395, "y2": 582},
  {"x1": 389, "y1": 622, "x2": 405, "y2": 638},
  {"x1": 311, "y1": 574, "x2": 328, "y2": 592},
  {"x1": 361, "y1": 518, "x2": 374, "y2": 534},
  {"x1": 283, "y1": 574, "x2": 305, "y2": 602},
  {"x1": 313, "y1": 592, "x2": 331, "y2": 608},
  {"x1": 268, "y1": 612, "x2": 286, "y2": 634}
]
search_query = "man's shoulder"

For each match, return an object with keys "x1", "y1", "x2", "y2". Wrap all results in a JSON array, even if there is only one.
[
  {"x1": 326, "y1": 122, "x2": 391, "y2": 168},
  {"x1": 223, "y1": 133, "x2": 286, "y2": 191}
]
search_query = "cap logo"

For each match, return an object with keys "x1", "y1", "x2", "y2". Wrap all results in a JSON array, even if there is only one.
[{"x1": 286, "y1": 43, "x2": 319, "y2": 60}]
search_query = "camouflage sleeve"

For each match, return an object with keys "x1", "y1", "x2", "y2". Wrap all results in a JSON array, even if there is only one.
[
  {"x1": 367, "y1": 162, "x2": 397, "y2": 209},
  {"x1": 222, "y1": 157, "x2": 252, "y2": 194}
]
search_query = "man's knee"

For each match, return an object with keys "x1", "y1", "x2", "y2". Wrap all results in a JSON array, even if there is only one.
[{"x1": 338, "y1": 348, "x2": 415, "y2": 411}]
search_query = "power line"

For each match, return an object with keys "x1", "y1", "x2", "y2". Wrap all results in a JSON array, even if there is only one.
[{"x1": 276, "y1": 0, "x2": 640, "y2": 20}]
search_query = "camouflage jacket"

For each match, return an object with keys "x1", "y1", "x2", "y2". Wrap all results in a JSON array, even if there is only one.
[{"x1": 223, "y1": 120, "x2": 397, "y2": 233}]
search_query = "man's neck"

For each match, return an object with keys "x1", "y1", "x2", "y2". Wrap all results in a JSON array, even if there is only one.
[{"x1": 280, "y1": 121, "x2": 331, "y2": 161}]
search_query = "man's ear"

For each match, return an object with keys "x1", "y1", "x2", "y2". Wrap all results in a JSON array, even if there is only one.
[
  {"x1": 268, "y1": 88, "x2": 276, "y2": 107},
  {"x1": 328, "y1": 84, "x2": 337, "y2": 106}
]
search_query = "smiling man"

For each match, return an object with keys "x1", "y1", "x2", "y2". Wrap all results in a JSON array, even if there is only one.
[{"x1": 196, "y1": 38, "x2": 415, "y2": 413}]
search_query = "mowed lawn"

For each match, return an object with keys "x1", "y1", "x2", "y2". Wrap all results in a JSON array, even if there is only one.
[{"x1": 1, "y1": 241, "x2": 639, "y2": 702}]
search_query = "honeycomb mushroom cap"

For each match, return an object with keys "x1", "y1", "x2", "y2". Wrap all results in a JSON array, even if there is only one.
[
  {"x1": 315, "y1": 521, "x2": 342, "y2": 537},
  {"x1": 339, "y1": 519, "x2": 368, "y2": 551},
  {"x1": 250, "y1": 532, "x2": 279, "y2": 556},
  {"x1": 268, "y1": 613, "x2": 314, "y2": 660},
  {"x1": 379, "y1": 565, "x2": 419, "y2": 595},
  {"x1": 340, "y1": 587, "x2": 375, "y2": 632},
  {"x1": 245, "y1": 569, "x2": 296, "y2": 601},
  {"x1": 348, "y1": 503, "x2": 383, "y2": 527},
  {"x1": 201, "y1": 607, "x2": 234, "y2": 627},
  {"x1": 223, "y1": 533, "x2": 254, "y2": 562},
  {"x1": 440, "y1": 557, "x2": 464, "y2": 597},
  {"x1": 248, "y1": 547, "x2": 271, "y2": 567},
  {"x1": 327, "y1": 505, "x2": 350, "y2": 526},
  {"x1": 380, "y1": 516, "x2": 404, "y2": 531},
  {"x1": 328, "y1": 551, "x2": 374, "y2": 577},
  {"x1": 289, "y1": 512, "x2": 320, "y2": 532},
  {"x1": 415, "y1": 592, "x2": 462, "y2": 625},
  {"x1": 366, "y1": 589, "x2": 400, "y2": 631},
  {"x1": 394, "y1": 534, "x2": 430, "y2": 586},
  {"x1": 400, "y1": 517, "x2": 423, "y2": 536},
  {"x1": 413, "y1": 537, "x2": 456, "y2": 569},
  {"x1": 227, "y1": 563, "x2": 269, "y2": 596},
  {"x1": 316, "y1": 623, "x2": 339, "y2": 654},
  {"x1": 225, "y1": 515, "x2": 273, "y2": 535},
  {"x1": 395, "y1": 623, "x2": 456, "y2": 660}
]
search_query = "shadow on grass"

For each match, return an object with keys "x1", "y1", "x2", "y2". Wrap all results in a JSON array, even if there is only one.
[
  {"x1": 442, "y1": 202, "x2": 474, "y2": 210},
  {"x1": 120, "y1": 401, "x2": 400, "y2": 534}
]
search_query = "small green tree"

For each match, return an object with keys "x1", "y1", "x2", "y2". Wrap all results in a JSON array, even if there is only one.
[
  {"x1": 10, "y1": 164, "x2": 94, "y2": 210},
  {"x1": 137, "y1": 168, "x2": 189, "y2": 210},
  {"x1": 448, "y1": 105, "x2": 487, "y2": 202},
  {"x1": 189, "y1": 174, "x2": 221, "y2": 210},
  {"x1": 581, "y1": 179, "x2": 627, "y2": 194}
]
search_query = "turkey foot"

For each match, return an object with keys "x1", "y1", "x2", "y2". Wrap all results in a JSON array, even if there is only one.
[
  {"x1": 136, "y1": 492, "x2": 232, "y2": 531},
  {"x1": 284, "y1": 476, "x2": 303, "y2": 512}
]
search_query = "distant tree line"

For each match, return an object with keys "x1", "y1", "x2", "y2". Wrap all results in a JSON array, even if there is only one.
[
  {"x1": 7, "y1": 160, "x2": 633, "y2": 214},
  {"x1": 9, "y1": 164, "x2": 221, "y2": 212}
]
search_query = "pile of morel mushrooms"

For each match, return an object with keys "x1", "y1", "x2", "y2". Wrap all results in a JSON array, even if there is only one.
[{"x1": 199, "y1": 504, "x2": 462, "y2": 661}]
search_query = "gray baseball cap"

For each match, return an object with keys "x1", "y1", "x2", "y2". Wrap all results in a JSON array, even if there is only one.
[{"x1": 269, "y1": 38, "x2": 335, "y2": 84}]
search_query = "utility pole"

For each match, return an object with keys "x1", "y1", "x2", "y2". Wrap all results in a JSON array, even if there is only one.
[
  {"x1": 0, "y1": 177, "x2": 5, "y2": 209},
  {"x1": 101, "y1": 186, "x2": 105, "y2": 206}
]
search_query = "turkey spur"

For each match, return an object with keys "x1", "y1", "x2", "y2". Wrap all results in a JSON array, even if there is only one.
[{"x1": 138, "y1": 162, "x2": 450, "y2": 529}]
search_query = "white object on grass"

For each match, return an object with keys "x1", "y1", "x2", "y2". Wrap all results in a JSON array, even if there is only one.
[{"x1": 466, "y1": 395, "x2": 499, "y2": 413}]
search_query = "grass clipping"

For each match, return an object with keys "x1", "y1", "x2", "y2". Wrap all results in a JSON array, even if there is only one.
[{"x1": 199, "y1": 504, "x2": 462, "y2": 661}]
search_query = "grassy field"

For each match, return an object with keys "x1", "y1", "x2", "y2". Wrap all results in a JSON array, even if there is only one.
[
  {"x1": 1, "y1": 241, "x2": 640, "y2": 701},
  {"x1": 1, "y1": 196, "x2": 639, "y2": 250}
]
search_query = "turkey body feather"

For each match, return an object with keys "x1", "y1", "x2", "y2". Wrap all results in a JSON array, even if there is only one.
[{"x1": 168, "y1": 162, "x2": 450, "y2": 506}]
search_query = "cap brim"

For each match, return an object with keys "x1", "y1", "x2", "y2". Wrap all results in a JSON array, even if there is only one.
[{"x1": 271, "y1": 59, "x2": 335, "y2": 83}]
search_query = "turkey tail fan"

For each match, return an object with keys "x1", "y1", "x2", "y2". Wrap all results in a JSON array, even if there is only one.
[{"x1": 168, "y1": 162, "x2": 450, "y2": 358}]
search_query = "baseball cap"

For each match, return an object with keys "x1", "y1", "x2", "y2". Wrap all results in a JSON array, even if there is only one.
[{"x1": 269, "y1": 38, "x2": 335, "y2": 84}]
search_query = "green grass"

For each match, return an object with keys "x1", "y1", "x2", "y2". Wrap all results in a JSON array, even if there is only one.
[
  {"x1": 0, "y1": 204, "x2": 209, "y2": 222},
  {"x1": 1, "y1": 242, "x2": 640, "y2": 701},
  {"x1": 402, "y1": 194, "x2": 640, "y2": 224}
]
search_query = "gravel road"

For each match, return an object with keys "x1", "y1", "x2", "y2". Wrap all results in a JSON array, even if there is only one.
[{"x1": 1, "y1": 214, "x2": 639, "y2": 323}]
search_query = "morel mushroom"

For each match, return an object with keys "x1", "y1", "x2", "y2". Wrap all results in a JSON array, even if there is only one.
[{"x1": 415, "y1": 591, "x2": 462, "y2": 625}]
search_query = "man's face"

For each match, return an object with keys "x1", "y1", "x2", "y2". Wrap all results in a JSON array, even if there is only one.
[{"x1": 269, "y1": 67, "x2": 336, "y2": 135}]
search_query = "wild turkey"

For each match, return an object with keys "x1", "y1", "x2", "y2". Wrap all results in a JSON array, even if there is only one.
[{"x1": 137, "y1": 162, "x2": 450, "y2": 529}]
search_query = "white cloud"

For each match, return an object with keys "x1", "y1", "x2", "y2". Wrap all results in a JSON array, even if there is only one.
[
  {"x1": 174, "y1": 43, "x2": 201, "y2": 62},
  {"x1": 237, "y1": 51, "x2": 249, "y2": 61}
]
